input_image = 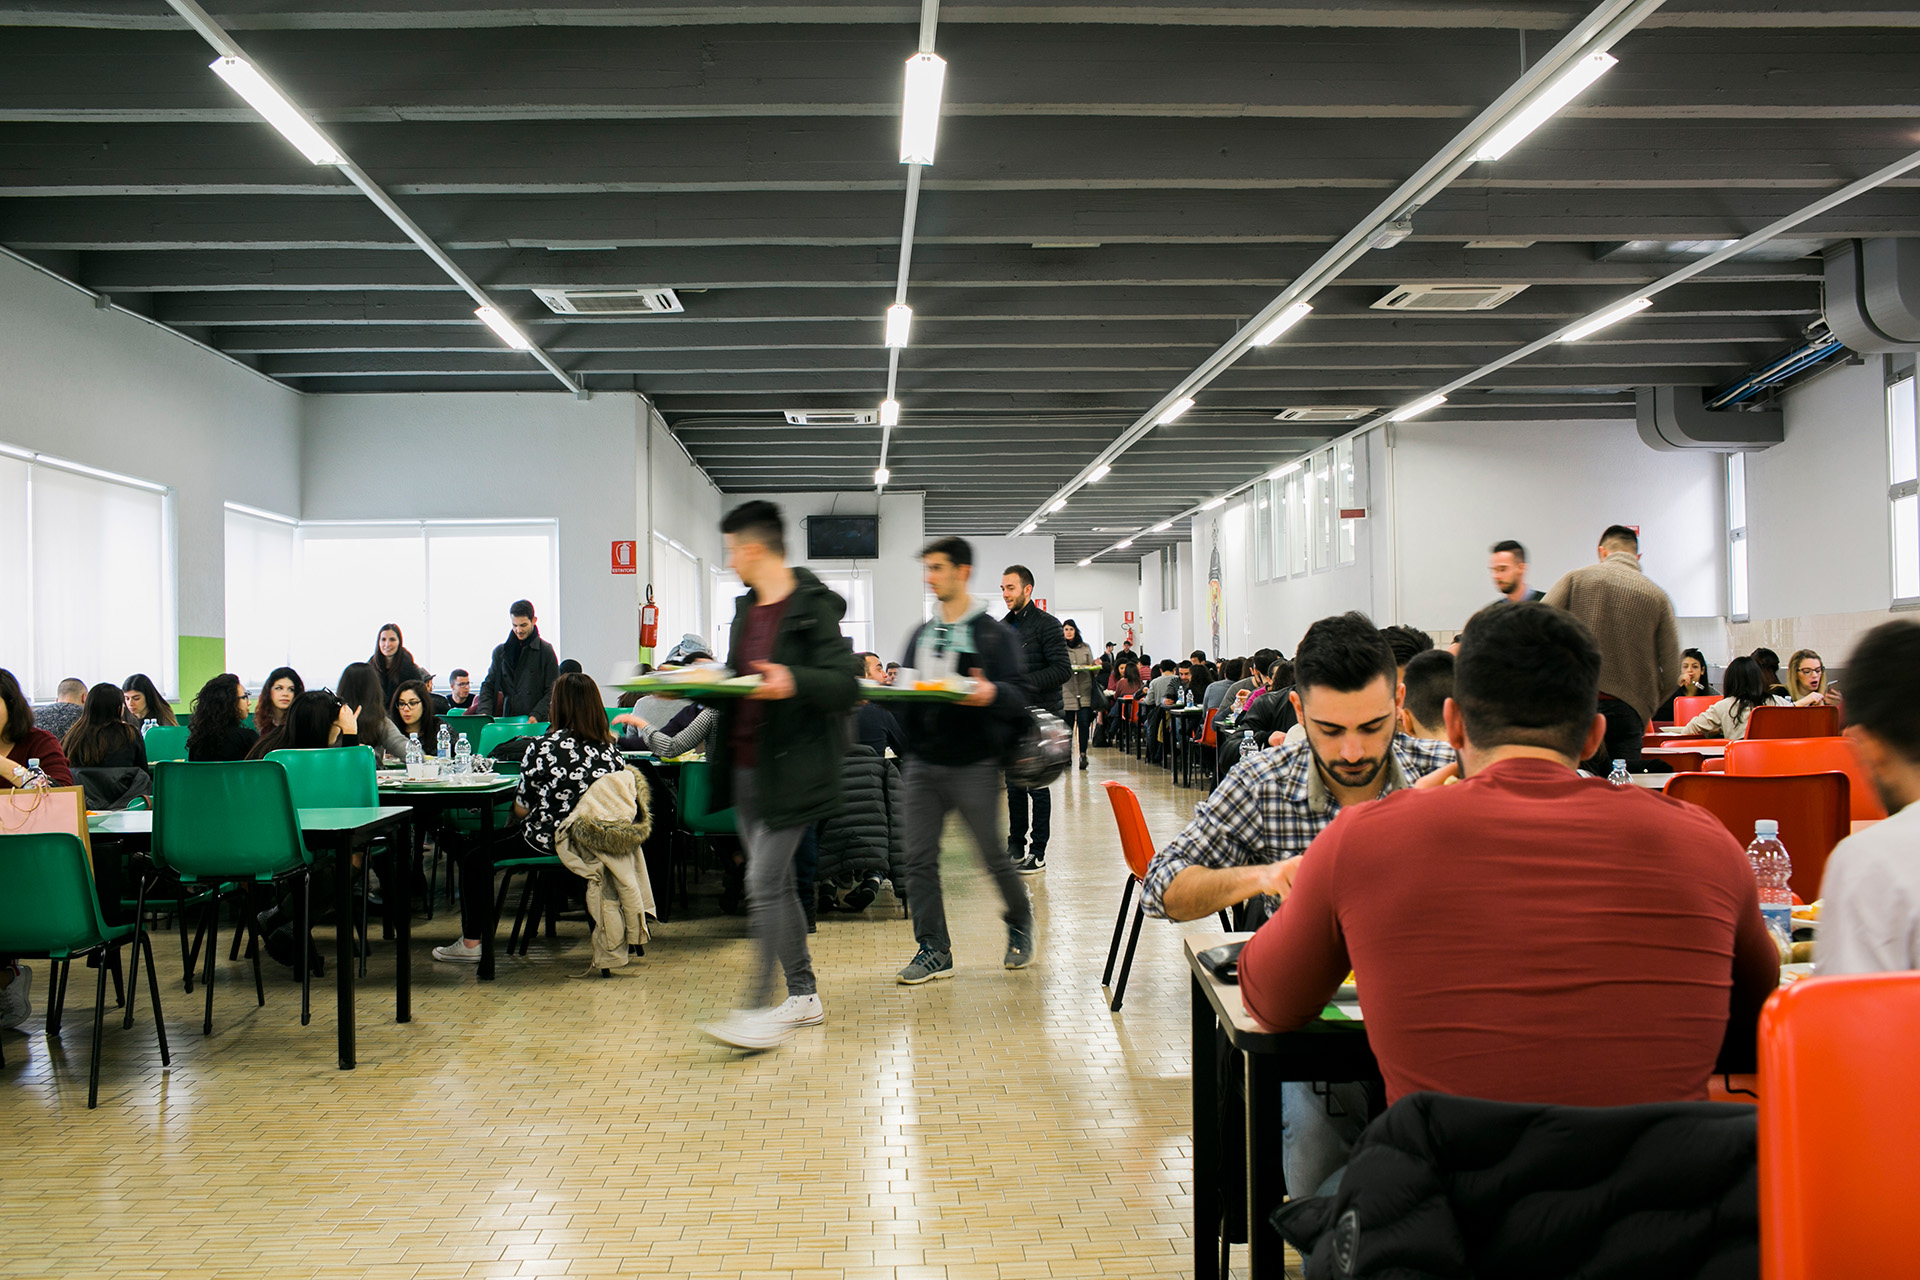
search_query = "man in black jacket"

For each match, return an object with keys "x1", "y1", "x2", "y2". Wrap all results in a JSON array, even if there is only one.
[
  {"x1": 701, "y1": 501, "x2": 862, "y2": 1051},
  {"x1": 478, "y1": 600, "x2": 560, "y2": 719},
  {"x1": 894, "y1": 537, "x2": 1038, "y2": 985},
  {"x1": 999, "y1": 564, "x2": 1070, "y2": 872}
]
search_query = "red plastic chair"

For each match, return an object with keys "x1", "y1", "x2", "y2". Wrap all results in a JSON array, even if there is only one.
[
  {"x1": 1746, "y1": 705, "x2": 1840, "y2": 740},
  {"x1": 1665, "y1": 772, "x2": 1850, "y2": 901},
  {"x1": 1759, "y1": 973, "x2": 1920, "y2": 1280},
  {"x1": 1099, "y1": 781, "x2": 1228, "y2": 1012},
  {"x1": 1179, "y1": 707, "x2": 1220, "y2": 788},
  {"x1": 1725, "y1": 737, "x2": 1888, "y2": 822},
  {"x1": 1672, "y1": 694, "x2": 1721, "y2": 725}
]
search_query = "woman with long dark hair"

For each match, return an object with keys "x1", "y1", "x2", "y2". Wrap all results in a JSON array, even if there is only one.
[
  {"x1": 369, "y1": 623, "x2": 426, "y2": 705},
  {"x1": 249, "y1": 688, "x2": 362, "y2": 758},
  {"x1": 389, "y1": 678, "x2": 441, "y2": 756},
  {"x1": 120, "y1": 672, "x2": 177, "y2": 727},
  {"x1": 63, "y1": 683, "x2": 148, "y2": 770},
  {"x1": 253, "y1": 666, "x2": 305, "y2": 738},
  {"x1": 337, "y1": 661, "x2": 408, "y2": 760},
  {"x1": 185, "y1": 673, "x2": 257, "y2": 762},
  {"x1": 1679, "y1": 656, "x2": 1787, "y2": 742},
  {"x1": 1, "y1": 667, "x2": 74, "y2": 787}
]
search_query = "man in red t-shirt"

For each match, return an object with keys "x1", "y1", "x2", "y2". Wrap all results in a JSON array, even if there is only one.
[{"x1": 1239, "y1": 601, "x2": 1778, "y2": 1191}]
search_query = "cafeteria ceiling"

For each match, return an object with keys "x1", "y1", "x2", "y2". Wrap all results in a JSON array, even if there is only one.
[{"x1": 3, "y1": 1, "x2": 1918, "y2": 560}]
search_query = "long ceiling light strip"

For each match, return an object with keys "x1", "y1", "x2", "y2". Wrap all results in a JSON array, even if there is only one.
[
  {"x1": 876, "y1": 0, "x2": 942, "y2": 490},
  {"x1": 167, "y1": 0, "x2": 581, "y2": 395},
  {"x1": 1008, "y1": 0, "x2": 1668, "y2": 535}
]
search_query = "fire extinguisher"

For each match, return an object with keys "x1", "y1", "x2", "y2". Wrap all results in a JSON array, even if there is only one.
[{"x1": 639, "y1": 584, "x2": 660, "y2": 652}]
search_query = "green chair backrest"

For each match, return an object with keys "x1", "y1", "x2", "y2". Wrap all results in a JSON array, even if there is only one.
[
  {"x1": 477, "y1": 722, "x2": 545, "y2": 756},
  {"x1": 497, "y1": 715, "x2": 532, "y2": 725},
  {"x1": 152, "y1": 760, "x2": 309, "y2": 882},
  {"x1": 447, "y1": 716, "x2": 491, "y2": 756},
  {"x1": 676, "y1": 759, "x2": 737, "y2": 835},
  {"x1": 267, "y1": 746, "x2": 378, "y2": 809},
  {"x1": 446, "y1": 707, "x2": 467, "y2": 716},
  {"x1": 606, "y1": 707, "x2": 624, "y2": 724},
  {"x1": 144, "y1": 725, "x2": 190, "y2": 763},
  {"x1": 0, "y1": 832, "x2": 116, "y2": 959}
]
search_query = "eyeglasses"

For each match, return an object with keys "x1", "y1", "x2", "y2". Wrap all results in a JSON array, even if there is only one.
[
  {"x1": 1797, "y1": 666, "x2": 1824, "y2": 677},
  {"x1": 397, "y1": 698, "x2": 423, "y2": 709}
]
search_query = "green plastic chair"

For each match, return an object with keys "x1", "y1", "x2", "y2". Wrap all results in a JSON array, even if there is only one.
[
  {"x1": 267, "y1": 746, "x2": 377, "y2": 809},
  {"x1": 145, "y1": 760, "x2": 317, "y2": 1036},
  {"x1": 0, "y1": 832, "x2": 170, "y2": 1108},
  {"x1": 671, "y1": 760, "x2": 736, "y2": 908},
  {"x1": 445, "y1": 707, "x2": 467, "y2": 717},
  {"x1": 477, "y1": 722, "x2": 546, "y2": 756},
  {"x1": 447, "y1": 716, "x2": 492, "y2": 757},
  {"x1": 143, "y1": 725, "x2": 189, "y2": 763}
]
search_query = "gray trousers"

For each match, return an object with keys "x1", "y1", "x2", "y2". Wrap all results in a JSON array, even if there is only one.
[
  {"x1": 901, "y1": 759, "x2": 1032, "y2": 957},
  {"x1": 733, "y1": 769, "x2": 816, "y2": 1008}
]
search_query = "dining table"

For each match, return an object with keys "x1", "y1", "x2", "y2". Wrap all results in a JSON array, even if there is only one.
[{"x1": 374, "y1": 771, "x2": 520, "y2": 989}]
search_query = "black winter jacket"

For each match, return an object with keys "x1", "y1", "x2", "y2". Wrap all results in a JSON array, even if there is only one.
[
  {"x1": 480, "y1": 629, "x2": 560, "y2": 720},
  {"x1": 815, "y1": 744, "x2": 893, "y2": 885},
  {"x1": 896, "y1": 610, "x2": 1031, "y2": 766},
  {"x1": 1003, "y1": 602, "x2": 1071, "y2": 715},
  {"x1": 1276, "y1": 1092, "x2": 1758, "y2": 1280},
  {"x1": 710, "y1": 568, "x2": 863, "y2": 828}
]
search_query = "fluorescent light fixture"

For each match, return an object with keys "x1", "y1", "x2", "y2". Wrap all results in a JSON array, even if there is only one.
[
  {"x1": 874, "y1": 466, "x2": 891, "y2": 485},
  {"x1": 1157, "y1": 396, "x2": 1195, "y2": 425},
  {"x1": 1250, "y1": 301, "x2": 1313, "y2": 346},
  {"x1": 1388, "y1": 393, "x2": 1448, "y2": 422},
  {"x1": 1047, "y1": 498, "x2": 1067, "y2": 514},
  {"x1": 884, "y1": 303, "x2": 913, "y2": 348},
  {"x1": 879, "y1": 398, "x2": 900, "y2": 426},
  {"x1": 1473, "y1": 51, "x2": 1618, "y2": 162},
  {"x1": 1088, "y1": 463, "x2": 1112, "y2": 482},
  {"x1": 475, "y1": 306, "x2": 534, "y2": 350},
  {"x1": 899, "y1": 52, "x2": 947, "y2": 165},
  {"x1": 1115, "y1": 539, "x2": 1134, "y2": 550},
  {"x1": 1202, "y1": 496, "x2": 1226, "y2": 511},
  {"x1": 209, "y1": 56, "x2": 342, "y2": 164},
  {"x1": 1077, "y1": 557, "x2": 1093, "y2": 567},
  {"x1": 1557, "y1": 296, "x2": 1653, "y2": 343},
  {"x1": 1019, "y1": 523, "x2": 1036, "y2": 534},
  {"x1": 1151, "y1": 521, "x2": 1173, "y2": 533},
  {"x1": 1269, "y1": 461, "x2": 1302, "y2": 479}
]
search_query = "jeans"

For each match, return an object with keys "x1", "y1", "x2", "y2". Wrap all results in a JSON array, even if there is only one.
[
  {"x1": 1144, "y1": 706, "x2": 1168, "y2": 762},
  {"x1": 1007, "y1": 781, "x2": 1051, "y2": 856},
  {"x1": 733, "y1": 769, "x2": 817, "y2": 1008},
  {"x1": 1582, "y1": 698, "x2": 1646, "y2": 774},
  {"x1": 1065, "y1": 706, "x2": 1093, "y2": 754},
  {"x1": 1282, "y1": 1080, "x2": 1373, "y2": 1198},
  {"x1": 903, "y1": 760, "x2": 1031, "y2": 957}
]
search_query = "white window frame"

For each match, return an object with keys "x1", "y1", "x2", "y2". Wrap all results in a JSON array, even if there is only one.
[
  {"x1": 1727, "y1": 452, "x2": 1750, "y2": 622},
  {"x1": 1888, "y1": 359, "x2": 1919, "y2": 609},
  {"x1": 1335, "y1": 437, "x2": 1359, "y2": 567},
  {"x1": 1251, "y1": 479, "x2": 1275, "y2": 584}
]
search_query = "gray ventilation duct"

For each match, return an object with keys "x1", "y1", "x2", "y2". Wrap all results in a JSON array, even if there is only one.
[
  {"x1": 1636, "y1": 386, "x2": 1783, "y2": 452},
  {"x1": 1825, "y1": 238, "x2": 1920, "y2": 352}
]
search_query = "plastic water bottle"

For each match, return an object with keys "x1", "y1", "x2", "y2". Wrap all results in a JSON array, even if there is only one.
[
  {"x1": 1608, "y1": 759, "x2": 1631, "y2": 786},
  {"x1": 141, "y1": 717, "x2": 156, "y2": 739},
  {"x1": 1747, "y1": 819, "x2": 1794, "y2": 950},
  {"x1": 18, "y1": 757, "x2": 50, "y2": 789},
  {"x1": 436, "y1": 723, "x2": 451, "y2": 761},
  {"x1": 453, "y1": 734, "x2": 472, "y2": 774},
  {"x1": 406, "y1": 733, "x2": 424, "y2": 775}
]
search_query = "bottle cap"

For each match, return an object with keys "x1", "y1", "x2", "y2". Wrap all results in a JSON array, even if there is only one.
[
  {"x1": 26, "y1": 758, "x2": 39, "y2": 769},
  {"x1": 1755, "y1": 819, "x2": 1779, "y2": 837},
  {"x1": 1611, "y1": 759, "x2": 1626, "y2": 769}
]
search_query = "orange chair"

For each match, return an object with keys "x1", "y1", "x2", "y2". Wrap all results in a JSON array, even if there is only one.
[
  {"x1": 1672, "y1": 694, "x2": 1721, "y2": 726},
  {"x1": 1665, "y1": 772, "x2": 1850, "y2": 901},
  {"x1": 1725, "y1": 737, "x2": 1888, "y2": 822},
  {"x1": 1759, "y1": 973, "x2": 1920, "y2": 1280},
  {"x1": 1746, "y1": 705, "x2": 1840, "y2": 740},
  {"x1": 1100, "y1": 781, "x2": 1229, "y2": 1012},
  {"x1": 1178, "y1": 707, "x2": 1219, "y2": 788}
]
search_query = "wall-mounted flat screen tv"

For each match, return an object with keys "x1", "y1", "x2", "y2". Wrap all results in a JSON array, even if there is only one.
[{"x1": 807, "y1": 515, "x2": 879, "y2": 559}]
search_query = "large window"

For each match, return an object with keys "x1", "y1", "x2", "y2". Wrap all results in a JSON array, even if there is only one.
[
  {"x1": 224, "y1": 514, "x2": 558, "y2": 688},
  {"x1": 653, "y1": 531, "x2": 705, "y2": 660},
  {"x1": 1251, "y1": 479, "x2": 1275, "y2": 583},
  {"x1": 1889, "y1": 364, "x2": 1918, "y2": 606},
  {"x1": 1, "y1": 445, "x2": 173, "y2": 700},
  {"x1": 1285, "y1": 464, "x2": 1308, "y2": 576},
  {"x1": 1335, "y1": 437, "x2": 1359, "y2": 567},
  {"x1": 711, "y1": 568, "x2": 872, "y2": 658},
  {"x1": 1727, "y1": 453, "x2": 1750, "y2": 620},
  {"x1": 1310, "y1": 448, "x2": 1334, "y2": 572}
]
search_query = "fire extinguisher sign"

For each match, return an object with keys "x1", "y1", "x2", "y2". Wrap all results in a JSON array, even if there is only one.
[{"x1": 611, "y1": 540, "x2": 637, "y2": 574}]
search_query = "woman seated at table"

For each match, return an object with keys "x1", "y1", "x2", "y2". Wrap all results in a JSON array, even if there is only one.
[
  {"x1": 62, "y1": 682, "x2": 149, "y2": 771},
  {"x1": 433, "y1": 673, "x2": 630, "y2": 964},
  {"x1": 613, "y1": 702, "x2": 716, "y2": 758},
  {"x1": 337, "y1": 662, "x2": 409, "y2": 761},
  {"x1": 1787, "y1": 647, "x2": 1843, "y2": 710},
  {"x1": 120, "y1": 672, "x2": 177, "y2": 727},
  {"x1": 0, "y1": 667, "x2": 75, "y2": 787},
  {"x1": 253, "y1": 666, "x2": 304, "y2": 739},
  {"x1": 185, "y1": 673, "x2": 258, "y2": 762},
  {"x1": 1675, "y1": 656, "x2": 1787, "y2": 742},
  {"x1": 1653, "y1": 648, "x2": 1716, "y2": 722},
  {"x1": 1107, "y1": 660, "x2": 1143, "y2": 698},
  {"x1": 248, "y1": 689, "x2": 361, "y2": 756},
  {"x1": 1750, "y1": 647, "x2": 1792, "y2": 700},
  {"x1": 389, "y1": 678, "x2": 442, "y2": 756}
]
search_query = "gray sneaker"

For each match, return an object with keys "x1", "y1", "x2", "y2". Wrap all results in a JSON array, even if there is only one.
[
  {"x1": 1004, "y1": 927, "x2": 1035, "y2": 970},
  {"x1": 0, "y1": 962, "x2": 32, "y2": 1030},
  {"x1": 896, "y1": 946, "x2": 954, "y2": 985}
]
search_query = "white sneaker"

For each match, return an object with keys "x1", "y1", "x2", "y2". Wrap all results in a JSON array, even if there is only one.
[
  {"x1": 700, "y1": 1008, "x2": 793, "y2": 1051},
  {"x1": 431, "y1": 940, "x2": 482, "y2": 963},
  {"x1": 765, "y1": 993, "x2": 826, "y2": 1028},
  {"x1": 0, "y1": 963, "x2": 31, "y2": 1030}
]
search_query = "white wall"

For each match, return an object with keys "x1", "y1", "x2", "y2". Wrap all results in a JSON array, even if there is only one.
[
  {"x1": 962, "y1": 535, "x2": 1057, "y2": 622},
  {"x1": 301, "y1": 390, "x2": 644, "y2": 681},
  {"x1": 1052, "y1": 561, "x2": 1144, "y2": 655},
  {"x1": 0, "y1": 250, "x2": 301, "y2": 688},
  {"x1": 731, "y1": 489, "x2": 927, "y2": 658},
  {"x1": 1139, "y1": 545, "x2": 1193, "y2": 661}
]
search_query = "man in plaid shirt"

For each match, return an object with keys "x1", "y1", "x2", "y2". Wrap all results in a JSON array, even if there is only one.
[{"x1": 1141, "y1": 611, "x2": 1457, "y2": 1198}]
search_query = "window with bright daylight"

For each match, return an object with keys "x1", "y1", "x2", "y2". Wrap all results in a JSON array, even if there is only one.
[
  {"x1": 1889, "y1": 364, "x2": 1918, "y2": 605},
  {"x1": 2, "y1": 446, "x2": 174, "y2": 700},
  {"x1": 1335, "y1": 437, "x2": 1359, "y2": 567},
  {"x1": 714, "y1": 567, "x2": 873, "y2": 659},
  {"x1": 1251, "y1": 479, "x2": 1274, "y2": 583},
  {"x1": 225, "y1": 508, "x2": 558, "y2": 688}
]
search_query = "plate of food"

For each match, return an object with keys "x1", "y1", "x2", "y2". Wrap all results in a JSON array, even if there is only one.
[
  {"x1": 861, "y1": 678, "x2": 975, "y2": 703},
  {"x1": 613, "y1": 670, "x2": 764, "y2": 699}
]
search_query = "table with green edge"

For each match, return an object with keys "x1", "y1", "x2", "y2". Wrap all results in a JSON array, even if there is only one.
[
  {"x1": 374, "y1": 773, "x2": 520, "y2": 982},
  {"x1": 90, "y1": 804, "x2": 414, "y2": 1070}
]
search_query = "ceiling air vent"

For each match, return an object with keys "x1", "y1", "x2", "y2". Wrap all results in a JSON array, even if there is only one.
[
  {"x1": 783, "y1": 410, "x2": 878, "y2": 427},
  {"x1": 1274, "y1": 407, "x2": 1377, "y2": 423},
  {"x1": 1372, "y1": 283, "x2": 1527, "y2": 311},
  {"x1": 532, "y1": 287, "x2": 684, "y2": 315}
]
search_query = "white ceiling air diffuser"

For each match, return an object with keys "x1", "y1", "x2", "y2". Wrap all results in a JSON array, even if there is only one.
[
  {"x1": 1274, "y1": 407, "x2": 1378, "y2": 424},
  {"x1": 532, "y1": 287, "x2": 684, "y2": 315},
  {"x1": 1371, "y1": 283, "x2": 1528, "y2": 311},
  {"x1": 783, "y1": 410, "x2": 879, "y2": 426}
]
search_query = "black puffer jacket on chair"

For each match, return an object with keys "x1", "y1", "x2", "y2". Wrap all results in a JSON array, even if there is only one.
[{"x1": 815, "y1": 745, "x2": 891, "y2": 887}]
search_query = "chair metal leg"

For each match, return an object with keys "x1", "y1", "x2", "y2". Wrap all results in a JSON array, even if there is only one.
[
  {"x1": 202, "y1": 908, "x2": 219, "y2": 1036},
  {"x1": 126, "y1": 872, "x2": 151, "y2": 1031},
  {"x1": 106, "y1": 947, "x2": 125, "y2": 1009},
  {"x1": 179, "y1": 896, "x2": 196, "y2": 992},
  {"x1": 247, "y1": 912, "x2": 266, "y2": 1007},
  {"x1": 141, "y1": 930, "x2": 171, "y2": 1067},
  {"x1": 49, "y1": 959, "x2": 70, "y2": 1036},
  {"x1": 498, "y1": 868, "x2": 522, "y2": 950},
  {"x1": 229, "y1": 894, "x2": 246, "y2": 960},
  {"x1": 1103, "y1": 877, "x2": 1138, "y2": 988},
  {"x1": 299, "y1": 871, "x2": 312, "y2": 1028},
  {"x1": 88, "y1": 955, "x2": 109, "y2": 1109},
  {"x1": 1110, "y1": 900, "x2": 1147, "y2": 1012},
  {"x1": 1217, "y1": 909, "x2": 1233, "y2": 931}
]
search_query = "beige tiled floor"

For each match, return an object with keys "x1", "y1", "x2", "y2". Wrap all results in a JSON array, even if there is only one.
[{"x1": 3, "y1": 746, "x2": 1248, "y2": 1279}]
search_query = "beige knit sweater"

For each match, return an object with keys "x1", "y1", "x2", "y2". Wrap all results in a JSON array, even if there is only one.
[{"x1": 1542, "y1": 550, "x2": 1681, "y2": 723}]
